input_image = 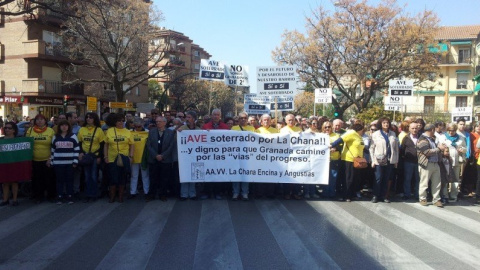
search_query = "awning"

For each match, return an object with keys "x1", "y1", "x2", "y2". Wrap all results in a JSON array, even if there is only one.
[
  {"x1": 475, "y1": 84, "x2": 480, "y2": 93},
  {"x1": 451, "y1": 41, "x2": 472, "y2": 45},
  {"x1": 474, "y1": 74, "x2": 480, "y2": 82},
  {"x1": 456, "y1": 69, "x2": 471, "y2": 74},
  {"x1": 450, "y1": 90, "x2": 473, "y2": 95},
  {"x1": 416, "y1": 90, "x2": 444, "y2": 95},
  {"x1": 428, "y1": 43, "x2": 448, "y2": 53}
]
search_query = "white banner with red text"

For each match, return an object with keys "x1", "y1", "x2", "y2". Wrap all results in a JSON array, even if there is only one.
[{"x1": 177, "y1": 130, "x2": 329, "y2": 184}]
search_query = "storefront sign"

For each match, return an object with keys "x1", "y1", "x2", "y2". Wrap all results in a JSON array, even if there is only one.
[{"x1": 0, "y1": 96, "x2": 26, "y2": 103}]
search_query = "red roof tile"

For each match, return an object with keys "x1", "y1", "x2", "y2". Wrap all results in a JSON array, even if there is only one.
[{"x1": 435, "y1": 25, "x2": 480, "y2": 40}]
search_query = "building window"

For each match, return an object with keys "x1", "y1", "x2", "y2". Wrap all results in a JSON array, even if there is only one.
[
  {"x1": 194, "y1": 50, "x2": 199, "y2": 57},
  {"x1": 424, "y1": 96, "x2": 435, "y2": 113},
  {"x1": 456, "y1": 96, "x2": 467, "y2": 107},
  {"x1": 194, "y1": 63, "x2": 200, "y2": 70},
  {"x1": 457, "y1": 73, "x2": 468, "y2": 89},
  {"x1": 458, "y1": 48, "x2": 470, "y2": 63},
  {"x1": 135, "y1": 87, "x2": 140, "y2": 96}
]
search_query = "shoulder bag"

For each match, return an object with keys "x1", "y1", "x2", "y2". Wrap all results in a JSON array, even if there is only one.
[{"x1": 79, "y1": 127, "x2": 97, "y2": 166}]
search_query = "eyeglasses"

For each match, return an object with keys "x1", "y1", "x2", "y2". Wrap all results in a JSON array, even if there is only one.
[
  {"x1": 4, "y1": 127, "x2": 13, "y2": 130},
  {"x1": 86, "y1": 116, "x2": 93, "y2": 119},
  {"x1": 239, "y1": 117, "x2": 247, "y2": 120},
  {"x1": 324, "y1": 126, "x2": 332, "y2": 129}
]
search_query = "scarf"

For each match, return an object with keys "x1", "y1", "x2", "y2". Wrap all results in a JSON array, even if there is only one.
[
  {"x1": 33, "y1": 125, "x2": 47, "y2": 134},
  {"x1": 444, "y1": 132, "x2": 459, "y2": 147}
]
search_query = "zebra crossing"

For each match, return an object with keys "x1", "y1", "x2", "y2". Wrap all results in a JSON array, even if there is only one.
[{"x1": 0, "y1": 198, "x2": 479, "y2": 269}]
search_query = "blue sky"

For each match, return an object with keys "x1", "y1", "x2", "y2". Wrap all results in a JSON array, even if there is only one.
[{"x1": 155, "y1": 0, "x2": 480, "y2": 92}]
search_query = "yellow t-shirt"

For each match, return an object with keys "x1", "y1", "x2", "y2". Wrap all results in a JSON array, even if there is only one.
[
  {"x1": 78, "y1": 126, "x2": 106, "y2": 155},
  {"x1": 105, "y1": 127, "x2": 133, "y2": 162},
  {"x1": 329, "y1": 132, "x2": 341, "y2": 160},
  {"x1": 255, "y1": 126, "x2": 279, "y2": 134},
  {"x1": 131, "y1": 130, "x2": 149, "y2": 163},
  {"x1": 26, "y1": 127, "x2": 55, "y2": 161},
  {"x1": 231, "y1": 125, "x2": 255, "y2": 132},
  {"x1": 340, "y1": 130, "x2": 365, "y2": 162},
  {"x1": 280, "y1": 125, "x2": 302, "y2": 134}
]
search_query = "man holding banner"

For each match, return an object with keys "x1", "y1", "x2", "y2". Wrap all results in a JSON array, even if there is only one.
[
  {"x1": 280, "y1": 114, "x2": 303, "y2": 200},
  {"x1": 231, "y1": 112, "x2": 255, "y2": 201},
  {"x1": 254, "y1": 114, "x2": 279, "y2": 198}
]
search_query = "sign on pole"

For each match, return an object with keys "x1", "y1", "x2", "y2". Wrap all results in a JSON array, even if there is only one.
[
  {"x1": 87, "y1": 96, "x2": 97, "y2": 112},
  {"x1": 225, "y1": 64, "x2": 249, "y2": 87},
  {"x1": 389, "y1": 80, "x2": 414, "y2": 96},
  {"x1": 451, "y1": 107, "x2": 473, "y2": 122},
  {"x1": 109, "y1": 102, "x2": 133, "y2": 109},
  {"x1": 314, "y1": 88, "x2": 332, "y2": 103},
  {"x1": 383, "y1": 96, "x2": 403, "y2": 111},
  {"x1": 199, "y1": 59, "x2": 225, "y2": 81},
  {"x1": 257, "y1": 66, "x2": 297, "y2": 96},
  {"x1": 244, "y1": 94, "x2": 294, "y2": 114}
]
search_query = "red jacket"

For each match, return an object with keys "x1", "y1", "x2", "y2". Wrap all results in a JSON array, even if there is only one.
[{"x1": 202, "y1": 121, "x2": 230, "y2": 130}]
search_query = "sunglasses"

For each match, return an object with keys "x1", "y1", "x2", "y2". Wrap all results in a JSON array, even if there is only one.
[
  {"x1": 86, "y1": 116, "x2": 93, "y2": 119},
  {"x1": 324, "y1": 126, "x2": 332, "y2": 128}
]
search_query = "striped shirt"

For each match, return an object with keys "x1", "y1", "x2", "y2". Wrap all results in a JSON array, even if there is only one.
[{"x1": 50, "y1": 133, "x2": 80, "y2": 165}]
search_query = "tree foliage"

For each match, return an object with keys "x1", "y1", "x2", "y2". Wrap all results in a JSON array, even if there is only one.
[
  {"x1": 173, "y1": 80, "x2": 235, "y2": 117},
  {"x1": 272, "y1": 0, "x2": 440, "y2": 119},
  {"x1": 0, "y1": 0, "x2": 72, "y2": 16},
  {"x1": 61, "y1": 0, "x2": 170, "y2": 101}
]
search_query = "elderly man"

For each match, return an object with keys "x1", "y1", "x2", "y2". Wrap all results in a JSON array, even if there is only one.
[
  {"x1": 201, "y1": 109, "x2": 229, "y2": 200},
  {"x1": 400, "y1": 122, "x2": 420, "y2": 200},
  {"x1": 145, "y1": 109, "x2": 159, "y2": 129},
  {"x1": 231, "y1": 112, "x2": 255, "y2": 201},
  {"x1": 255, "y1": 114, "x2": 279, "y2": 198},
  {"x1": 248, "y1": 115, "x2": 259, "y2": 129},
  {"x1": 417, "y1": 124, "x2": 446, "y2": 207},
  {"x1": 280, "y1": 114, "x2": 303, "y2": 200},
  {"x1": 146, "y1": 116, "x2": 175, "y2": 201}
]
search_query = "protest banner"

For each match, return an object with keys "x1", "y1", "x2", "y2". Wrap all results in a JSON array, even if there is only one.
[
  {"x1": 0, "y1": 137, "x2": 33, "y2": 183},
  {"x1": 256, "y1": 66, "x2": 297, "y2": 96},
  {"x1": 177, "y1": 130, "x2": 329, "y2": 184}
]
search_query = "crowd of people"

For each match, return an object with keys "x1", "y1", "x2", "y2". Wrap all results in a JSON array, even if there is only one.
[{"x1": 1, "y1": 108, "x2": 480, "y2": 209}]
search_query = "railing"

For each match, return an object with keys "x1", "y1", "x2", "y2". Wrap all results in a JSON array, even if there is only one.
[
  {"x1": 437, "y1": 55, "x2": 472, "y2": 65},
  {"x1": 22, "y1": 79, "x2": 84, "y2": 95}
]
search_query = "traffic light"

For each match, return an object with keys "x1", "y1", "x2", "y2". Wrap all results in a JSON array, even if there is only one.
[
  {"x1": 334, "y1": 111, "x2": 339, "y2": 118},
  {"x1": 333, "y1": 107, "x2": 340, "y2": 118},
  {"x1": 63, "y1": 95, "x2": 69, "y2": 107}
]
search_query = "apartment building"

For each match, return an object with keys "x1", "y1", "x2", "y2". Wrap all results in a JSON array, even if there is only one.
[
  {"x1": 403, "y1": 25, "x2": 480, "y2": 119},
  {"x1": 149, "y1": 28, "x2": 211, "y2": 111}
]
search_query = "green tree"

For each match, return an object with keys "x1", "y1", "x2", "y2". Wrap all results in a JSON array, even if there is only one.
[{"x1": 272, "y1": 0, "x2": 440, "y2": 119}]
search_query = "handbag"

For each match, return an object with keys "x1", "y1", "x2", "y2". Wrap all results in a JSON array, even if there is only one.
[
  {"x1": 346, "y1": 143, "x2": 367, "y2": 169},
  {"x1": 79, "y1": 127, "x2": 97, "y2": 166},
  {"x1": 114, "y1": 128, "x2": 124, "y2": 167},
  {"x1": 375, "y1": 154, "x2": 388, "y2": 166}
]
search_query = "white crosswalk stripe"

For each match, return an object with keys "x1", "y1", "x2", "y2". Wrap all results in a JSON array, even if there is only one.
[
  {"x1": 1, "y1": 198, "x2": 480, "y2": 269},
  {"x1": 308, "y1": 201, "x2": 434, "y2": 270}
]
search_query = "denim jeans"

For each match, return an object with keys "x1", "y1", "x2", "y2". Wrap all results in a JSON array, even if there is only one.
[
  {"x1": 374, "y1": 163, "x2": 393, "y2": 199},
  {"x1": 55, "y1": 165, "x2": 74, "y2": 197},
  {"x1": 180, "y1": 182, "x2": 196, "y2": 198},
  {"x1": 130, "y1": 163, "x2": 150, "y2": 195},
  {"x1": 232, "y1": 182, "x2": 249, "y2": 196},
  {"x1": 83, "y1": 160, "x2": 98, "y2": 198},
  {"x1": 326, "y1": 160, "x2": 340, "y2": 198},
  {"x1": 403, "y1": 161, "x2": 419, "y2": 198}
]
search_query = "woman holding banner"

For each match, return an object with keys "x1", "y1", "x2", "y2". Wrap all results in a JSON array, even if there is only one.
[
  {"x1": 0, "y1": 122, "x2": 26, "y2": 206},
  {"x1": 26, "y1": 114, "x2": 55, "y2": 203}
]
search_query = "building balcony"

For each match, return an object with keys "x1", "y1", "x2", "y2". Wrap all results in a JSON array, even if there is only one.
[
  {"x1": 22, "y1": 40, "x2": 82, "y2": 64},
  {"x1": 22, "y1": 79, "x2": 84, "y2": 95},
  {"x1": 437, "y1": 55, "x2": 473, "y2": 66}
]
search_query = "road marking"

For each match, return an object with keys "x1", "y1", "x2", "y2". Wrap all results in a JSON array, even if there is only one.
[
  {"x1": 407, "y1": 202, "x2": 480, "y2": 235},
  {"x1": 0, "y1": 203, "x2": 58, "y2": 240},
  {"x1": 2, "y1": 203, "x2": 118, "y2": 270},
  {"x1": 358, "y1": 201, "x2": 480, "y2": 268},
  {"x1": 96, "y1": 201, "x2": 175, "y2": 270},
  {"x1": 308, "y1": 201, "x2": 433, "y2": 270},
  {"x1": 193, "y1": 200, "x2": 243, "y2": 270},
  {"x1": 257, "y1": 200, "x2": 340, "y2": 270}
]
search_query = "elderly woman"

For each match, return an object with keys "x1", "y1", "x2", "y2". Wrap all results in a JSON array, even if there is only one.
[
  {"x1": 331, "y1": 123, "x2": 365, "y2": 202},
  {"x1": 104, "y1": 113, "x2": 134, "y2": 203},
  {"x1": 26, "y1": 114, "x2": 56, "y2": 203},
  {"x1": 369, "y1": 117, "x2": 399, "y2": 203},
  {"x1": 437, "y1": 123, "x2": 466, "y2": 202},
  {"x1": 128, "y1": 118, "x2": 150, "y2": 199},
  {"x1": 0, "y1": 122, "x2": 25, "y2": 206}
]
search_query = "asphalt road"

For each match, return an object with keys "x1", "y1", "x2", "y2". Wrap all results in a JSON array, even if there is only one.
[{"x1": 0, "y1": 196, "x2": 479, "y2": 270}]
